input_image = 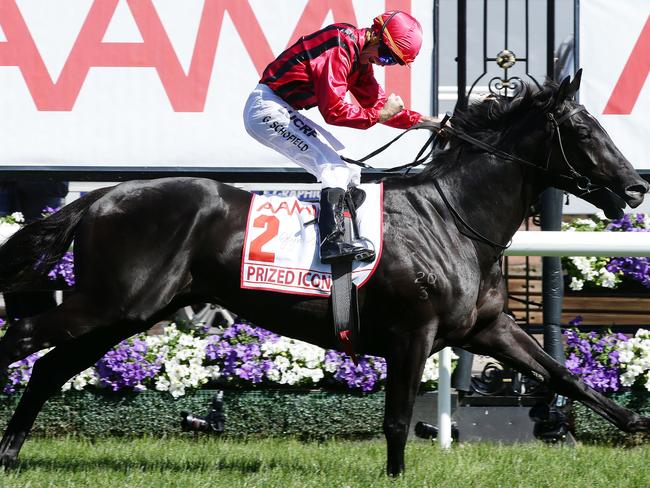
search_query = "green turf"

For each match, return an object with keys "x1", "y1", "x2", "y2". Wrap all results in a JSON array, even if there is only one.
[{"x1": 2, "y1": 437, "x2": 650, "y2": 487}]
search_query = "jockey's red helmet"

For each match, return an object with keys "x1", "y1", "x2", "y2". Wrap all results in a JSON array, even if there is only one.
[{"x1": 372, "y1": 10, "x2": 423, "y2": 66}]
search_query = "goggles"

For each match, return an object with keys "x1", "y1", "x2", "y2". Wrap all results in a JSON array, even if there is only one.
[
  {"x1": 377, "y1": 42, "x2": 399, "y2": 65},
  {"x1": 376, "y1": 11, "x2": 405, "y2": 66}
]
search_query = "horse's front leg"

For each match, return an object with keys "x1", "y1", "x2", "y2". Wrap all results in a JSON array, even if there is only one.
[
  {"x1": 466, "y1": 312, "x2": 650, "y2": 433},
  {"x1": 383, "y1": 320, "x2": 438, "y2": 476}
]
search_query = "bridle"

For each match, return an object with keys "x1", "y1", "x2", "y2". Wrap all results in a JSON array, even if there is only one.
[
  {"x1": 434, "y1": 102, "x2": 603, "y2": 255},
  {"x1": 446, "y1": 103, "x2": 601, "y2": 196},
  {"x1": 341, "y1": 99, "x2": 605, "y2": 256},
  {"x1": 342, "y1": 102, "x2": 598, "y2": 193}
]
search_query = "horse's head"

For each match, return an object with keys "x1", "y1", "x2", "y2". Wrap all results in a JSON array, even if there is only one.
[{"x1": 544, "y1": 70, "x2": 649, "y2": 218}]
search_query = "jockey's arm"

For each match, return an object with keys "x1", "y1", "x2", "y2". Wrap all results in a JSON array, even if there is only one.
[
  {"x1": 311, "y1": 50, "x2": 382, "y2": 129},
  {"x1": 311, "y1": 48, "x2": 437, "y2": 130},
  {"x1": 350, "y1": 65, "x2": 427, "y2": 129}
]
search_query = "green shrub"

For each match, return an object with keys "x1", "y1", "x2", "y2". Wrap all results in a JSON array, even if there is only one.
[
  {"x1": 0, "y1": 389, "x2": 385, "y2": 440},
  {"x1": 572, "y1": 391, "x2": 650, "y2": 445}
]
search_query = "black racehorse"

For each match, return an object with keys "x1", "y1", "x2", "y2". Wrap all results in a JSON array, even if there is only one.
[{"x1": 0, "y1": 72, "x2": 648, "y2": 476}]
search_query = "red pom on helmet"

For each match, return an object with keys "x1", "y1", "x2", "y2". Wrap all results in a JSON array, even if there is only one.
[{"x1": 372, "y1": 10, "x2": 423, "y2": 66}]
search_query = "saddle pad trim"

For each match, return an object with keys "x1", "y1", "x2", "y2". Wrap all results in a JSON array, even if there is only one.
[{"x1": 354, "y1": 183, "x2": 383, "y2": 289}]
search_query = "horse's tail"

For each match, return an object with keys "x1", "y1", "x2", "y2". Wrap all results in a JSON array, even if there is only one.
[{"x1": 0, "y1": 186, "x2": 113, "y2": 291}]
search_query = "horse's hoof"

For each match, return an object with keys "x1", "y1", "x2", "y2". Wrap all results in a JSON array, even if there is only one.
[
  {"x1": 386, "y1": 463, "x2": 405, "y2": 477},
  {"x1": 627, "y1": 415, "x2": 650, "y2": 433}
]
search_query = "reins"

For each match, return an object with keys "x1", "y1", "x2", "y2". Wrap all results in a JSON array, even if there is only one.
[
  {"x1": 432, "y1": 178, "x2": 511, "y2": 252},
  {"x1": 340, "y1": 112, "x2": 452, "y2": 173},
  {"x1": 445, "y1": 105, "x2": 597, "y2": 194},
  {"x1": 341, "y1": 102, "x2": 599, "y2": 257}
]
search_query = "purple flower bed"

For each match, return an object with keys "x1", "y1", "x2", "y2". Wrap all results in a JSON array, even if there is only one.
[
  {"x1": 3, "y1": 352, "x2": 41, "y2": 394},
  {"x1": 564, "y1": 317, "x2": 628, "y2": 393},
  {"x1": 0, "y1": 319, "x2": 395, "y2": 395},
  {"x1": 94, "y1": 338, "x2": 162, "y2": 391},
  {"x1": 323, "y1": 350, "x2": 386, "y2": 392},
  {"x1": 206, "y1": 323, "x2": 388, "y2": 392},
  {"x1": 0, "y1": 319, "x2": 42, "y2": 393},
  {"x1": 563, "y1": 213, "x2": 650, "y2": 291},
  {"x1": 606, "y1": 257, "x2": 650, "y2": 288},
  {"x1": 606, "y1": 213, "x2": 648, "y2": 232},
  {"x1": 205, "y1": 323, "x2": 277, "y2": 385},
  {"x1": 48, "y1": 251, "x2": 75, "y2": 286},
  {"x1": 605, "y1": 213, "x2": 650, "y2": 289}
]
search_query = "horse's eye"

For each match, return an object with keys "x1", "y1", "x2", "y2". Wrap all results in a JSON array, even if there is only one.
[{"x1": 576, "y1": 127, "x2": 591, "y2": 141}]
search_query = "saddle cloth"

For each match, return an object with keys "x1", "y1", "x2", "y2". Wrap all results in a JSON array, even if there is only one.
[{"x1": 241, "y1": 183, "x2": 383, "y2": 297}]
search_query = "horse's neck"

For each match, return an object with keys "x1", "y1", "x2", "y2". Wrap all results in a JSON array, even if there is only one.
[{"x1": 428, "y1": 150, "x2": 538, "y2": 252}]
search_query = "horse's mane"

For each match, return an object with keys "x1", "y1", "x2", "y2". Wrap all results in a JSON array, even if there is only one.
[{"x1": 409, "y1": 79, "x2": 561, "y2": 181}]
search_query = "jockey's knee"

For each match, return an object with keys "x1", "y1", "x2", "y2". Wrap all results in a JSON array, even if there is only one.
[{"x1": 320, "y1": 163, "x2": 360, "y2": 190}]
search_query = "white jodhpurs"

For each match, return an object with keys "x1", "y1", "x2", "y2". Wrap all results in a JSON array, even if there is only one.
[{"x1": 243, "y1": 84, "x2": 361, "y2": 190}]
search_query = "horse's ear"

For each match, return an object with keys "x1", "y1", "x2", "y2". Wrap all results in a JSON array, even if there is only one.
[
  {"x1": 555, "y1": 75, "x2": 571, "y2": 106},
  {"x1": 567, "y1": 68, "x2": 583, "y2": 97},
  {"x1": 555, "y1": 69, "x2": 582, "y2": 106}
]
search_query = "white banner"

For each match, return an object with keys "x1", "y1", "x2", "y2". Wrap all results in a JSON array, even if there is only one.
[
  {"x1": 580, "y1": 0, "x2": 650, "y2": 170},
  {"x1": 0, "y1": 0, "x2": 434, "y2": 168}
]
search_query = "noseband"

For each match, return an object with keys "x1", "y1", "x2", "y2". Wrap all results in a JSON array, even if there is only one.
[{"x1": 447, "y1": 104, "x2": 601, "y2": 196}]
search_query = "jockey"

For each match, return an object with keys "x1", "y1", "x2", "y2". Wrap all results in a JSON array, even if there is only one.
[{"x1": 244, "y1": 10, "x2": 439, "y2": 264}]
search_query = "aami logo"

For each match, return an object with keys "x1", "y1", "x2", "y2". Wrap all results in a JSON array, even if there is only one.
[
  {"x1": 0, "y1": 0, "x2": 412, "y2": 112},
  {"x1": 604, "y1": 15, "x2": 649, "y2": 115}
]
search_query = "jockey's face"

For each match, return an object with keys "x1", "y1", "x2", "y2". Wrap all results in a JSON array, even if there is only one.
[{"x1": 360, "y1": 33, "x2": 397, "y2": 66}]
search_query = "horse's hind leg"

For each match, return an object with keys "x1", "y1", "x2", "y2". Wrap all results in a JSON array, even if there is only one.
[
  {"x1": 0, "y1": 289, "x2": 167, "y2": 467},
  {"x1": 0, "y1": 292, "x2": 119, "y2": 372},
  {"x1": 0, "y1": 323, "x2": 138, "y2": 467},
  {"x1": 466, "y1": 313, "x2": 649, "y2": 433},
  {"x1": 383, "y1": 321, "x2": 437, "y2": 476}
]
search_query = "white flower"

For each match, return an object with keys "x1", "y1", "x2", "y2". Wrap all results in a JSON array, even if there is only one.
[
  {"x1": 618, "y1": 347, "x2": 635, "y2": 364},
  {"x1": 620, "y1": 371, "x2": 638, "y2": 387},
  {"x1": 273, "y1": 356, "x2": 291, "y2": 370},
  {"x1": 421, "y1": 356, "x2": 440, "y2": 383},
  {"x1": 141, "y1": 324, "x2": 215, "y2": 397},
  {"x1": 569, "y1": 277, "x2": 584, "y2": 291},
  {"x1": 598, "y1": 268, "x2": 618, "y2": 288},
  {"x1": 570, "y1": 256, "x2": 598, "y2": 281},
  {"x1": 155, "y1": 376, "x2": 170, "y2": 392},
  {"x1": 574, "y1": 218, "x2": 597, "y2": 229},
  {"x1": 266, "y1": 368, "x2": 281, "y2": 382},
  {"x1": 62, "y1": 367, "x2": 98, "y2": 392},
  {"x1": 636, "y1": 329, "x2": 650, "y2": 339}
]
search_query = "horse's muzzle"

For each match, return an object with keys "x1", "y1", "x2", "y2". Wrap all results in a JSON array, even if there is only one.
[{"x1": 624, "y1": 182, "x2": 649, "y2": 208}]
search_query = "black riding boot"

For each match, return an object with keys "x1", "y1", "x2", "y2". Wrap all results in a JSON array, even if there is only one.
[{"x1": 318, "y1": 187, "x2": 375, "y2": 264}]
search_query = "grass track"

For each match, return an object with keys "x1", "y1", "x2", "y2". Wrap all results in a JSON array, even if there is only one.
[{"x1": 2, "y1": 437, "x2": 650, "y2": 487}]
